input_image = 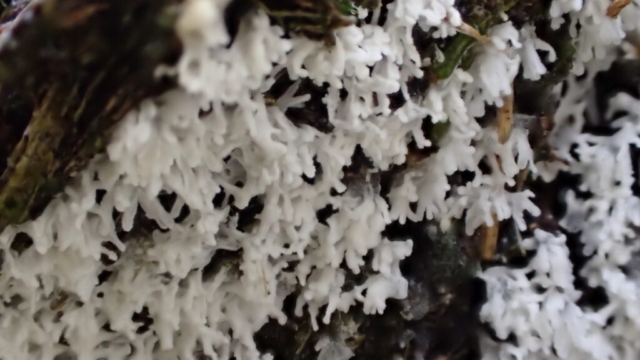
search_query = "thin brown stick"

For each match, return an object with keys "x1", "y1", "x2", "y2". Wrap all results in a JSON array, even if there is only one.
[
  {"x1": 497, "y1": 94, "x2": 513, "y2": 144},
  {"x1": 479, "y1": 213, "x2": 499, "y2": 260}
]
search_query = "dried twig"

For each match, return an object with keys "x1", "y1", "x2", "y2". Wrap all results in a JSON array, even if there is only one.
[
  {"x1": 456, "y1": 22, "x2": 491, "y2": 43},
  {"x1": 497, "y1": 94, "x2": 513, "y2": 144},
  {"x1": 479, "y1": 213, "x2": 499, "y2": 260}
]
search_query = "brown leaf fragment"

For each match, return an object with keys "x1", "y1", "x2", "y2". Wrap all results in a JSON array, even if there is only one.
[
  {"x1": 607, "y1": 0, "x2": 632, "y2": 17},
  {"x1": 50, "y1": 291, "x2": 69, "y2": 311},
  {"x1": 405, "y1": 147, "x2": 431, "y2": 167}
]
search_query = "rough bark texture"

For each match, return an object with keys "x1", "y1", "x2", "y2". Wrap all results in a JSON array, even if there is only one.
[{"x1": 0, "y1": 0, "x2": 181, "y2": 232}]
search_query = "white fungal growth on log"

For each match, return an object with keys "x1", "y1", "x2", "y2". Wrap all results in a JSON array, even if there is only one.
[{"x1": 0, "y1": 0, "x2": 639, "y2": 359}]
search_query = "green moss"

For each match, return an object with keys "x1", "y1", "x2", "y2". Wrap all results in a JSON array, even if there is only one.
[
  {"x1": 432, "y1": 34, "x2": 478, "y2": 80},
  {"x1": 256, "y1": 0, "x2": 355, "y2": 44},
  {"x1": 338, "y1": 0, "x2": 357, "y2": 15},
  {"x1": 430, "y1": 0, "x2": 518, "y2": 80},
  {"x1": 430, "y1": 121, "x2": 451, "y2": 144}
]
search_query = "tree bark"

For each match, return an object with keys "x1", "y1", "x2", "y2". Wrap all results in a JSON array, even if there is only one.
[{"x1": 0, "y1": 0, "x2": 181, "y2": 232}]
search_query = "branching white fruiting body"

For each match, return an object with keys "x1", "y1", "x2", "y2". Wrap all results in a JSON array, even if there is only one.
[{"x1": 0, "y1": 0, "x2": 638, "y2": 359}]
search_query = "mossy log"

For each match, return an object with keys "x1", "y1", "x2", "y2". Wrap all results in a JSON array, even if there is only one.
[
  {"x1": 0, "y1": 0, "x2": 181, "y2": 232},
  {"x1": 0, "y1": 0, "x2": 375, "y2": 234}
]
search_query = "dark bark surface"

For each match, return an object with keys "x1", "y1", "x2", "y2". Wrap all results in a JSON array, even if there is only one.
[{"x1": 0, "y1": 0, "x2": 181, "y2": 232}]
